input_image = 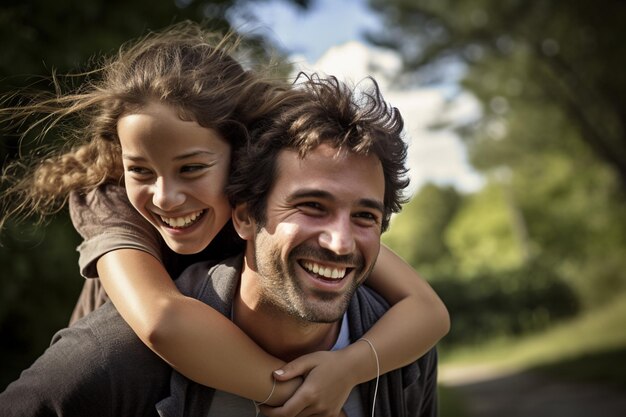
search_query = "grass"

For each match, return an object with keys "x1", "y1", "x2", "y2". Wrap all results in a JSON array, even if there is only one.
[
  {"x1": 529, "y1": 346, "x2": 626, "y2": 388},
  {"x1": 436, "y1": 293, "x2": 626, "y2": 416},
  {"x1": 439, "y1": 292, "x2": 626, "y2": 385},
  {"x1": 438, "y1": 383, "x2": 471, "y2": 417}
]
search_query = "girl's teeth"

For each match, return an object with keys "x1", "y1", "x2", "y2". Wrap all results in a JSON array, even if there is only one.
[{"x1": 161, "y1": 210, "x2": 203, "y2": 228}]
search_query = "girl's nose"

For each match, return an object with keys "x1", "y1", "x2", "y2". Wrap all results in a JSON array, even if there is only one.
[{"x1": 152, "y1": 178, "x2": 185, "y2": 211}]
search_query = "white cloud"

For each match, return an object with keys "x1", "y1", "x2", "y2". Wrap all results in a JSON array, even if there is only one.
[
  {"x1": 298, "y1": 41, "x2": 401, "y2": 88},
  {"x1": 229, "y1": 0, "x2": 383, "y2": 62},
  {"x1": 291, "y1": 42, "x2": 485, "y2": 195}
]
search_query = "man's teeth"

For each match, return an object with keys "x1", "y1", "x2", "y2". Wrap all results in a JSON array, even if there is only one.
[
  {"x1": 302, "y1": 261, "x2": 346, "y2": 279},
  {"x1": 160, "y1": 210, "x2": 203, "y2": 228}
]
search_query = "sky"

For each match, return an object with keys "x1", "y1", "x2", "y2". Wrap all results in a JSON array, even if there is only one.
[{"x1": 229, "y1": 0, "x2": 484, "y2": 195}]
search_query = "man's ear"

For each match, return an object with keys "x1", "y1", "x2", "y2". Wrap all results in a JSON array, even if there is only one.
[{"x1": 232, "y1": 203, "x2": 255, "y2": 240}]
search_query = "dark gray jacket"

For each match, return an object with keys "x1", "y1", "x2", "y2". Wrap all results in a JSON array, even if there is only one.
[{"x1": 0, "y1": 255, "x2": 438, "y2": 417}]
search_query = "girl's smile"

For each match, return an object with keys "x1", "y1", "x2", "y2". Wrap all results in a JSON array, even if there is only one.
[{"x1": 118, "y1": 101, "x2": 233, "y2": 254}]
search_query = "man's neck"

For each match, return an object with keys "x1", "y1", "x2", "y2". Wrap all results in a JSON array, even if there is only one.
[{"x1": 233, "y1": 270, "x2": 341, "y2": 362}]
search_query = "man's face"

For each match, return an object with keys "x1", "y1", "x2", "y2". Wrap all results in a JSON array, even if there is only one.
[{"x1": 242, "y1": 143, "x2": 385, "y2": 323}]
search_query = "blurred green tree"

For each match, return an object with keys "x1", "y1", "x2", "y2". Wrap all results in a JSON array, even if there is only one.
[
  {"x1": 462, "y1": 53, "x2": 626, "y2": 306},
  {"x1": 369, "y1": 0, "x2": 626, "y2": 308},
  {"x1": 367, "y1": 0, "x2": 626, "y2": 347},
  {"x1": 383, "y1": 183, "x2": 461, "y2": 277},
  {"x1": 446, "y1": 181, "x2": 528, "y2": 277},
  {"x1": 367, "y1": 0, "x2": 626, "y2": 189}
]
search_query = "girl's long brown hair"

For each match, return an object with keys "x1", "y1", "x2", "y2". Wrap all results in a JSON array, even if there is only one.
[{"x1": 0, "y1": 21, "x2": 292, "y2": 231}]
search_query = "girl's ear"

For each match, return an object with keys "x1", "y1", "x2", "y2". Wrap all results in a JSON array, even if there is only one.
[{"x1": 232, "y1": 203, "x2": 255, "y2": 240}]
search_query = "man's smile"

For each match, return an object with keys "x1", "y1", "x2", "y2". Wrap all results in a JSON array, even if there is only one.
[{"x1": 299, "y1": 260, "x2": 349, "y2": 280}]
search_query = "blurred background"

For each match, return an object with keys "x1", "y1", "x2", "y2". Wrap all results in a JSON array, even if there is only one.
[{"x1": 1, "y1": 1, "x2": 625, "y2": 415}]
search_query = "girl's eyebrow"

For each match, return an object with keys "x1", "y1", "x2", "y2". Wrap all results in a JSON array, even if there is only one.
[
  {"x1": 122, "y1": 153, "x2": 144, "y2": 162},
  {"x1": 288, "y1": 189, "x2": 385, "y2": 214},
  {"x1": 122, "y1": 150, "x2": 217, "y2": 162},
  {"x1": 173, "y1": 150, "x2": 218, "y2": 161}
]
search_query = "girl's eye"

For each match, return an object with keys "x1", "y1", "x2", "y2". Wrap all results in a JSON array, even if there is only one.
[
  {"x1": 126, "y1": 166, "x2": 152, "y2": 176},
  {"x1": 180, "y1": 164, "x2": 209, "y2": 174}
]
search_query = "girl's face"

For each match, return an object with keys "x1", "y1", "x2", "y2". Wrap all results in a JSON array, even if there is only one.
[{"x1": 117, "y1": 101, "x2": 232, "y2": 254}]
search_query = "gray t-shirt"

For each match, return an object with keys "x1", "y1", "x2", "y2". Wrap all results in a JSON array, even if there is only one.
[{"x1": 209, "y1": 313, "x2": 365, "y2": 417}]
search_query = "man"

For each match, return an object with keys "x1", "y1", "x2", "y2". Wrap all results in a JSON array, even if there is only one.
[{"x1": 0, "y1": 74, "x2": 437, "y2": 416}]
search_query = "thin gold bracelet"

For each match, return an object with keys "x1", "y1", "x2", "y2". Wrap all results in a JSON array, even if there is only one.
[
  {"x1": 358, "y1": 337, "x2": 380, "y2": 417},
  {"x1": 252, "y1": 378, "x2": 276, "y2": 417}
]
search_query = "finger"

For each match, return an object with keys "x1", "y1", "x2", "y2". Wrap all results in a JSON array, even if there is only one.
[
  {"x1": 273, "y1": 358, "x2": 315, "y2": 381},
  {"x1": 261, "y1": 384, "x2": 319, "y2": 417},
  {"x1": 274, "y1": 354, "x2": 323, "y2": 380}
]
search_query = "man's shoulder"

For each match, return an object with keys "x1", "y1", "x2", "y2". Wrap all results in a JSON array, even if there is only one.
[
  {"x1": 72, "y1": 303, "x2": 168, "y2": 372},
  {"x1": 351, "y1": 285, "x2": 391, "y2": 318},
  {"x1": 60, "y1": 301, "x2": 132, "y2": 353},
  {"x1": 73, "y1": 303, "x2": 172, "y2": 401},
  {"x1": 0, "y1": 303, "x2": 170, "y2": 416},
  {"x1": 174, "y1": 254, "x2": 243, "y2": 312}
]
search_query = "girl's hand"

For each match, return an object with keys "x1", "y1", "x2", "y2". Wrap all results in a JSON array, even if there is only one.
[{"x1": 259, "y1": 350, "x2": 358, "y2": 417}]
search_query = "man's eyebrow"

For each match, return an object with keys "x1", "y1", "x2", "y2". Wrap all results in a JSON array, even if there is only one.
[
  {"x1": 359, "y1": 198, "x2": 385, "y2": 214},
  {"x1": 288, "y1": 189, "x2": 385, "y2": 213}
]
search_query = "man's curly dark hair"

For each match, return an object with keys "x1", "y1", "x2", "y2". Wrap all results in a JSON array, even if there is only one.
[{"x1": 227, "y1": 73, "x2": 410, "y2": 232}]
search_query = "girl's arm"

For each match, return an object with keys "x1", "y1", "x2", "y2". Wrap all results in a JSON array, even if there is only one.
[
  {"x1": 70, "y1": 185, "x2": 298, "y2": 404},
  {"x1": 96, "y1": 248, "x2": 300, "y2": 405},
  {"x1": 266, "y1": 244, "x2": 449, "y2": 416},
  {"x1": 354, "y1": 243, "x2": 450, "y2": 372}
]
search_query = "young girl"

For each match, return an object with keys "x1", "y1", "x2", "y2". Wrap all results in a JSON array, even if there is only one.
[{"x1": 0, "y1": 22, "x2": 449, "y2": 416}]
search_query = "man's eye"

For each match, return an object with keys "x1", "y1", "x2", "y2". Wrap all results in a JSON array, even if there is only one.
[
  {"x1": 298, "y1": 202, "x2": 324, "y2": 212},
  {"x1": 354, "y1": 212, "x2": 380, "y2": 223}
]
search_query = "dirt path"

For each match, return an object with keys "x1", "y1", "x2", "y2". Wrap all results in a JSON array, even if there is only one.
[{"x1": 440, "y1": 365, "x2": 626, "y2": 417}]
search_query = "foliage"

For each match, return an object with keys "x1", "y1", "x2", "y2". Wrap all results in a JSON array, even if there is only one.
[
  {"x1": 385, "y1": 181, "x2": 581, "y2": 346},
  {"x1": 431, "y1": 262, "x2": 579, "y2": 347},
  {"x1": 367, "y1": 0, "x2": 626, "y2": 189},
  {"x1": 442, "y1": 292, "x2": 626, "y2": 372},
  {"x1": 372, "y1": 0, "x2": 626, "y2": 317},
  {"x1": 0, "y1": 216, "x2": 83, "y2": 389},
  {"x1": 437, "y1": 384, "x2": 471, "y2": 417},
  {"x1": 440, "y1": 295, "x2": 626, "y2": 417},
  {"x1": 0, "y1": 0, "x2": 300, "y2": 164},
  {"x1": 532, "y1": 347, "x2": 626, "y2": 389},
  {"x1": 383, "y1": 182, "x2": 461, "y2": 276},
  {"x1": 445, "y1": 182, "x2": 528, "y2": 276}
]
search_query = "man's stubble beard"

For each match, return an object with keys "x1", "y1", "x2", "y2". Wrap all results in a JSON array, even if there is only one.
[{"x1": 251, "y1": 233, "x2": 372, "y2": 324}]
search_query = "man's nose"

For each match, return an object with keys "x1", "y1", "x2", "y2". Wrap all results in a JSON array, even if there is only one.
[
  {"x1": 318, "y1": 215, "x2": 356, "y2": 255},
  {"x1": 152, "y1": 178, "x2": 185, "y2": 211}
]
